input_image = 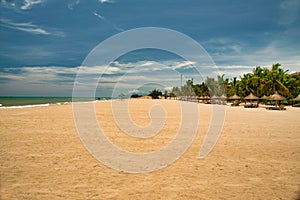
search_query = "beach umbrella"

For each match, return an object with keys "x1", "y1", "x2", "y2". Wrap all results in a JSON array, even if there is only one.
[
  {"x1": 269, "y1": 91, "x2": 286, "y2": 101},
  {"x1": 219, "y1": 94, "x2": 227, "y2": 99},
  {"x1": 244, "y1": 93, "x2": 258, "y2": 107},
  {"x1": 211, "y1": 95, "x2": 218, "y2": 103},
  {"x1": 244, "y1": 93, "x2": 258, "y2": 100},
  {"x1": 229, "y1": 94, "x2": 241, "y2": 100},
  {"x1": 219, "y1": 95, "x2": 227, "y2": 104},
  {"x1": 269, "y1": 91, "x2": 286, "y2": 107},
  {"x1": 260, "y1": 95, "x2": 270, "y2": 100},
  {"x1": 118, "y1": 93, "x2": 125, "y2": 100},
  {"x1": 293, "y1": 94, "x2": 300, "y2": 101}
]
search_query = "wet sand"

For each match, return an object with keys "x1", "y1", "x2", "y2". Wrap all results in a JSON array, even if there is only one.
[{"x1": 0, "y1": 99, "x2": 299, "y2": 199}]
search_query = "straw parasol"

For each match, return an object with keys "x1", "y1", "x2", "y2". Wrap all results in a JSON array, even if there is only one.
[
  {"x1": 244, "y1": 93, "x2": 258, "y2": 107},
  {"x1": 210, "y1": 95, "x2": 218, "y2": 104},
  {"x1": 260, "y1": 95, "x2": 270, "y2": 100},
  {"x1": 118, "y1": 93, "x2": 125, "y2": 100},
  {"x1": 244, "y1": 93, "x2": 258, "y2": 100},
  {"x1": 269, "y1": 91, "x2": 286, "y2": 107},
  {"x1": 219, "y1": 94, "x2": 227, "y2": 99},
  {"x1": 269, "y1": 92, "x2": 286, "y2": 101},
  {"x1": 293, "y1": 94, "x2": 300, "y2": 101},
  {"x1": 211, "y1": 95, "x2": 218, "y2": 99},
  {"x1": 229, "y1": 94, "x2": 241, "y2": 100}
]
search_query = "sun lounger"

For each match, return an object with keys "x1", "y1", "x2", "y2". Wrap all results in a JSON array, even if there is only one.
[
  {"x1": 266, "y1": 106, "x2": 286, "y2": 110},
  {"x1": 244, "y1": 104, "x2": 258, "y2": 108}
]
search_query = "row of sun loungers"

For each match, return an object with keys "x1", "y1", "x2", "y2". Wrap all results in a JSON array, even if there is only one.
[{"x1": 177, "y1": 96, "x2": 288, "y2": 110}]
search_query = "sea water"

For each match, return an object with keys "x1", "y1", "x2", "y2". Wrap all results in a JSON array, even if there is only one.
[{"x1": 0, "y1": 97, "x2": 111, "y2": 108}]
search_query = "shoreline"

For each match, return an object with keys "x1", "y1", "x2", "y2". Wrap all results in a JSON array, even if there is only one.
[
  {"x1": 0, "y1": 99, "x2": 110, "y2": 109},
  {"x1": 1, "y1": 98, "x2": 298, "y2": 111}
]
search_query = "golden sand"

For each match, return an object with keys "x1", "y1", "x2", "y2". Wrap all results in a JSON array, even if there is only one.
[{"x1": 0, "y1": 99, "x2": 299, "y2": 199}]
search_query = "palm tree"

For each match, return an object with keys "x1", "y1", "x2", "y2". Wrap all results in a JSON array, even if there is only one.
[
  {"x1": 149, "y1": 89, "x2": 162, "y2": 99},
  {"x1": 287, "y1": 74, "x2": 300, "y2": 100},
  {"x1": 264, "y1": 63, "x2": 289, "y2": 96},
  {"x1": 192, "y1": 82, "x2": 209, "y2": 97},
  {"x1": 170, "y1": 63, "x2": 299, "y2": 105}
]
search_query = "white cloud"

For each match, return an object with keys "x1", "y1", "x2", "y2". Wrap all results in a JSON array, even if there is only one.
[
  {"x1": 205, "y1": 32, "x2": 300, "y2": 76},
  {"x1": 213, "y1": 65, "x2": 253, "y2": 70},
  {"x1": 93, "y1": 12, "x2": 106, "y2": 21},
  {"x1": 128, "y1": 89, "x2": 140, "y2": 94},
  {"x1": 140, "y1": 61, "x2": 154, "y2": 67},
  {"x1": 99, "y1": 0, "x2": 114, "y2": 4},
  {"x1": 171, "y1": 60, "x2": 196, "y2": 69},
  {"x1": 67, "y1": 0, "x2": 80, "y2": 10},
  {"x1": 279, "y1": 0, "x2": 300, "y2": 25},
  {"x1": 0, "y1": 18, "x2": 50, "y2": 35},
  {"x1": 0, "y1": 18, "x2": 65, "y2": 36},
  {"x1": 0, "y1": 60, "x2": 193, "y2": 95},
  {"x1": 93, "y1": 11, "x2": 124, "y2": 32},
  {"x1": 21, "y1": 0, "x2": 45, "y2": 10},
  {"x1": 202, "y1": 37, "x2": 244, "y2": 54},
  {"x1": 4, "y1": 58, "x2": 297, "y2": 96}
]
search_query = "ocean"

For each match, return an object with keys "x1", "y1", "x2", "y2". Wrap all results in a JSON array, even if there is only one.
[{"x1": 0, "y1": 97, "x2": 111, "y2": 108}]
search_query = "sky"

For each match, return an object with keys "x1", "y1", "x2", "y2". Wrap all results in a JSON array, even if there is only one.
[{"x1": 0, "y1": 0, "x2": 300, "y2": 96}]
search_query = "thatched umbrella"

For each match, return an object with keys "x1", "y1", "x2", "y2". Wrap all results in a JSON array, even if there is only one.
[
  {"x1": 211, "y1": 95, "x2": 218, "y2": 104},
  {"x1": 203, "y1": 96, "x2": 210, "y2": 103},
  {"x1": 244, "y1": 93, "x2": 258, "y2": 100},
  {"x1": 293, "y1": 94, "x2": 300, "y2": 101},
  {"x1": 218, "y1": 94, "x2": 227, "y2": 104},
  {"x1": 269, "y1": 91, "x2": 286, "y2": 107},
  {"x1": 229, "y1": 94, "x2": 241, "y2": 100},
  {"x1": 244, "y1": 93, "x2": 258, "y2": 106},
  {"x1": 219, "y1": 94, "x2": 227, "y2": 99},
  {"x1": 118, "y1": 93, "x2": 125, "y2": 100},
  {"x1": 260, "y1": 95, "x2": 270, "y2": 100}
]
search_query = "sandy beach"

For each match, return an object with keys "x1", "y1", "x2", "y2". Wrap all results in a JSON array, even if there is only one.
[{"x1": 0, "y1": 99, "x2": 299, "y2": 199}]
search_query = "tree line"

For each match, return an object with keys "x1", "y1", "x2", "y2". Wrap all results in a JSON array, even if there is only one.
[{"x1": 147, "y1": 63, "x2": 300, "y2": 101}]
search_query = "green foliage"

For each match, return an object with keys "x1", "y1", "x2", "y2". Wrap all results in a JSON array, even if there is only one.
[
  {"x1": 237, "y1": 63, "x2": 297, "y2": 99},
  {"x1": 192, "y1": 82, "x2": 209, "y2": 97},
  {"x1": 131, "y1": 93, "x2": 142, "y2": 98},
  {"x1": 148, "y1": 89, "x2": 162, "y2": 99},
  {"x1": 171, "y1": 86, "x2": 181, "y2": 96},
  {"x1": 181, "y1": 80, "x2": 195, "y2": 96},
  {"x1": 171, "y1": 63, "x2": 299, "y2": 103}
]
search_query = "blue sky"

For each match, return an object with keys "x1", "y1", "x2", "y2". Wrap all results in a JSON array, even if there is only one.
[{"x1": 0, "y1": 0, "x2": 299, "y2": 96}]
